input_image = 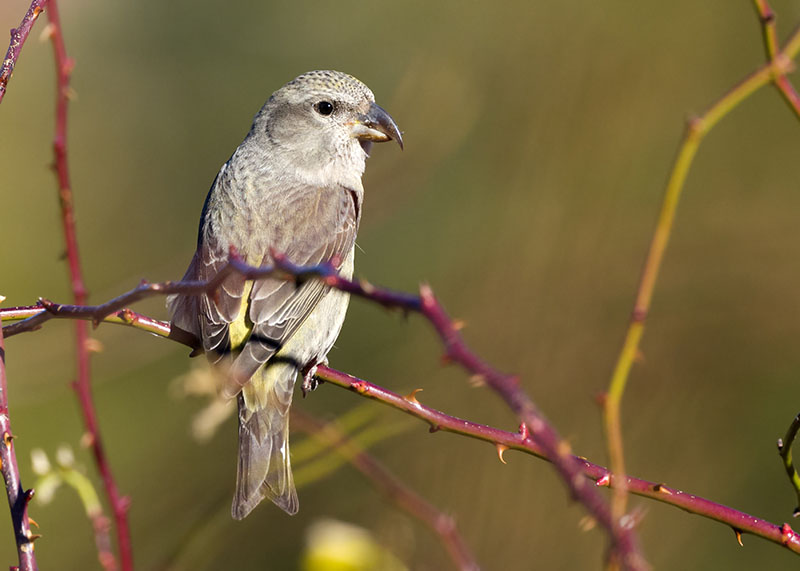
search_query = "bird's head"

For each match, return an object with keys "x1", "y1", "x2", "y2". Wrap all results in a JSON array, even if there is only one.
[{"x1": 250, "y1": 70, "x2": 402, "y2": 189}]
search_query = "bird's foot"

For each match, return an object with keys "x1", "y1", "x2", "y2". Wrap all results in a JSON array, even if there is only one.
[{"x1": 301, "y1": 360, "x2": 326, "y2": 397}]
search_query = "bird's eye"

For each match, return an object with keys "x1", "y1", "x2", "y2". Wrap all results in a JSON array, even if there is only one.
[{"x1": 314, "y1": 101, "x2": 334, "y2": 116}]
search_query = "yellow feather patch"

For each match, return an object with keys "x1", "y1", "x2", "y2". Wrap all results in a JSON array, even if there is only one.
[{"x1": 228, "y1": 280, "x2": 254, "y2": 350}]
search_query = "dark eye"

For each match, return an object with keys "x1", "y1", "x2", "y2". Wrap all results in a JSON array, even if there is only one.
[{"x1": 314, "y1": 100, "x2": 334, "y2": 116}]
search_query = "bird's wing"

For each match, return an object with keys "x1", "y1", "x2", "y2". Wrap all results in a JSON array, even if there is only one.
[
  {"x1": 229, "y1": 186, "x2": 359, "y2": 390},
  {"x1": 166, "y1": 237, "x2": 249, "y2": 361},
  {"x1": 169, "y1": 181, "x2": 358, "y2": 391}
]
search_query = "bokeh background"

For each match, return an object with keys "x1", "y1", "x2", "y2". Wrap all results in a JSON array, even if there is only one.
[{"x1": 2, "y1": 1, "x2": 800, "y2": 568}]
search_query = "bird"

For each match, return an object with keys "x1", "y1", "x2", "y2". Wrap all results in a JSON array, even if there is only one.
[{"x1": 167, "y1": 70, "x2": 402, "y2": 519}]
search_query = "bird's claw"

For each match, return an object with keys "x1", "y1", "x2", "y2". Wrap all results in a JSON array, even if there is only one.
[{"x1": 301, "y1": 363, "x2": 322, "y2": 397}]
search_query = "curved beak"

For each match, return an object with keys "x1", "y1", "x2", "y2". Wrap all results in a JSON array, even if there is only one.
[{"x1": 351, "y1": 102, "x2": 403, "y2": 150}]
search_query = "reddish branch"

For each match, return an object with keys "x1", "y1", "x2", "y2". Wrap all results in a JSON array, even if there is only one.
[
  {"x1": 42, "y1": 2, "x2": 132, "y2": 569},
  {"x1": 292, "y1": 410, "x2": 479, "y2": 571},
  {"x1": 0, "y1": 0, "x2": 48, "y2": 104},
  {"x1": 313, "y1": 367, "x2": 800, "y2": 555},
  {"x1": 6, "y1": 255, "x2": 649, "y2": 567},
  {"x1": 4, "y1": 278, "x2": 800, "y2": 557},
  {"x1": 0, "y1": 323, "x2": 39, "y2": 571},
  {"x1": 266, "y1": 254, "x2": 647, "y2": 570}
]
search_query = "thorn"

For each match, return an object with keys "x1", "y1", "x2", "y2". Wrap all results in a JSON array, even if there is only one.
[
  {"x1": 84, "y1": 338, "x2": 103, "y2": 353},
  {"x1": 634, "y1": 349, "x2": 646, "y2": 364},
  {"x1": 120, "y1": 308, "x2": 135, "y2": 324},
  {"x1": 468, "y1": 374, "x2": 486, "y2": 388},
  {"x1": 0, "y1": 294, "x2": 5, "y2": 304},
  {"x1": 452, "y1": 319, "x2": 466, "y2": 331},
  {"x1": 619, "y1": 512, "x2": 639, "y2": 531},
  {"x1": 596, "y1": 474, "x2": 611, "y2": 487},
  {"x1": 781, "y1": 523, "x2": 796, "y2": 545},
  {"x1": 419, "y1": 283, "x2": 436, "y2": 308},
  {"x1": 358, "y1": 278, "x2": 375, "y2": 294},
  {"x1": 733, "y1": 528, "x2": 743, "y2": 546},
  {"x1": 120, "y1": 496, "x2": 132, "y2": 512},
  {"x1": 23, "y1": 489, "x2": 35, "y2": 503},
  {"x1": 403, "y1": 388, "x2": 423, "y2": 404},
  {"x1": 687, "y1": 115, "x2": 704, "y2": 135},
  {"x1": 793, "y1": 507, "x2": 800, "y2": 518},
  {"x1": 578, "y1": 515, "x2": 597, "y2": 532},
  {"x1": 595, "y1": 392, "x2": 608, "y2": 408},
  {"x1": 63, "y1": 57, "x2": 76, "y2": 77},
  {"x1": 496, "y1": 443, "x2": 508, "y2": 464},
  {"x1": 27, "y1": 517, "x2": 39, "y2": 529},
  {"x1": 350, "y1": 381, "x2": 369, "y2": 395},
  {"x1": 652, "y1": 483, "x2": 672, "y2": 495},
  {"x1": 518, "y1": 423, "x2": 530, "y2": 441},
  {"x1": 428, "y1": 424, "x2": 440, "y2": 433},
  {"x1": 440, "y1": 354, "x2": 453, "y2": 366},
  {"x1": 3, "y1": 432, "x2": 14, "y2": 447},
  {"x1": 27, "y1": 533, "x2": 42, "y2": 543},
  {"x1": 64, "y1": 86, "x2": 77, "y2": 101},
  {"x1": 80, "y1": 432, "x2": 95, "y2": 448},
  {"x1": 38, "y1": 22, "x2": 55, "y2": 42},
  {"x1": 778, "y1": 438, "x2": 785, "y2": 451}
]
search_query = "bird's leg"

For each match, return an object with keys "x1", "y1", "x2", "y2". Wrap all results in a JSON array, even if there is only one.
[{"x1": 301, "y1": 358, "x2": 327, "y2": 397}]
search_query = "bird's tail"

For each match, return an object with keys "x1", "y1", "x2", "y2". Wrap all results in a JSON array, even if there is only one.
[{"x1": 232, "y1": 363, "x2": 298, "y2": 519}]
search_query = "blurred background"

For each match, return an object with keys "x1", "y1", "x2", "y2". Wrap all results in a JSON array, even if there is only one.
[{"x1": 2, "y1": 0, "x2": 800, "y2": 568}]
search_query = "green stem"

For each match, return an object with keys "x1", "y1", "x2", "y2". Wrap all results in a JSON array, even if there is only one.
[{"x1": 603, "y1": 21, "x2": 800, "y2": 521}]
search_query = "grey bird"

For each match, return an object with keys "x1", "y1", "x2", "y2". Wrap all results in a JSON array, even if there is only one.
[{"x1": 167, "y1": 70, "x2": 402, "y2": 519}]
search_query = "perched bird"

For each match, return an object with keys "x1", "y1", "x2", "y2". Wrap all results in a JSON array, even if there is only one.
[{"x1": 167, "y1": 70, "x2": 402, "y2": 519}]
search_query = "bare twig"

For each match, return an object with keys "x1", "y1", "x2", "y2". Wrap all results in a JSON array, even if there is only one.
[
  {"x1": 752, "y1": 0, "x2": 800, "y2": 119},
  {"x1": 293, "y1": 410, "x2": 479, "y2": 571},
  {"x1": 42, "y1": 2, "x2": 131, "y2": 568},
  {"x1": 778, "y1": 412, "x2": 800, "y2": 517},
  {"x1": 753, "y1": 0, "x2": 779, "y2": 58},
  {"x1": 602, "y1": 11, "x2": 800, "y2": 522},
  {"x1": 3, "y1": 283, "x2": 800, "y2": 556},
  {"x1": 0, "y1": 322, "x2": 39, "y2": 571},
  {"x1": 0, "y1": 0, "x2": 48, "y2": 104}
]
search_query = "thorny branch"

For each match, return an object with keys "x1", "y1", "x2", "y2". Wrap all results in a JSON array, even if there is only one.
[
  {"x1": 44, "y1": 1, "x2": 132, "y2": 568},
  {"x1": 3, "y1": 273, "x2": 800, "y2": 556},
  {"x1": 3, "y1": 253, "x2": 646, "y2": 568},
  {"x1": 602, "y1": 0, "x2": 800, "y2": 523},
  {"x1": 0, "y1": 0, "x2": 47, "y2": 104},
  {"x1": 267, "y1": 255, "x2": 647, "y2": 569},
  {"x1": 1, "y1": 0, "x2": 133, "y2": 565},
  {"x1": 0, "y1": 322, "x2": 39, "y2": 571},
  {"x1": 3, "y1": 1, "x2": 800, "y2": 567}
]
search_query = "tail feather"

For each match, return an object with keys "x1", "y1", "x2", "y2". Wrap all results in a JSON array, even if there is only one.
[{"x1": 232, "y1": 366, "x2": 298, "y2": 519}]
